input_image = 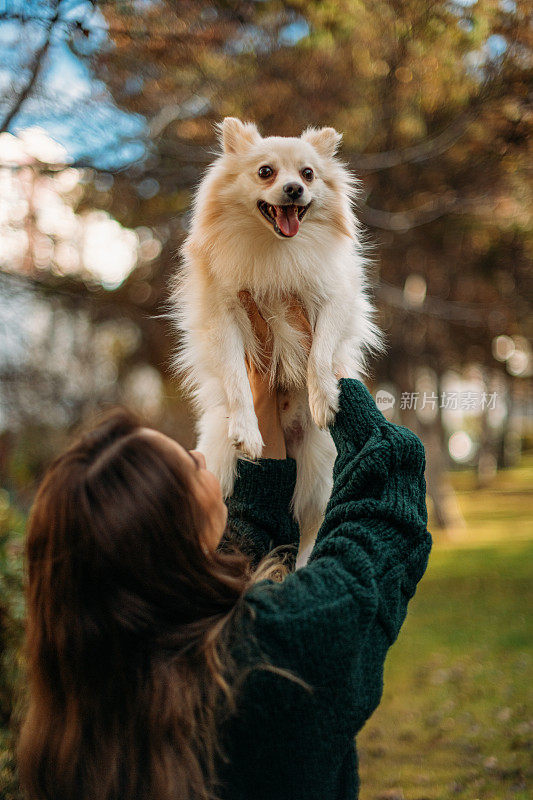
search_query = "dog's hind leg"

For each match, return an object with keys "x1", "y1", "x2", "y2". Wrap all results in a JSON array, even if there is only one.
[{"x1": 291, "y1": 422, "x2": 336, "y2": 567}]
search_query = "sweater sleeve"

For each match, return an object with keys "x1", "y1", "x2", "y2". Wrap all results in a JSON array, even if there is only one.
[
  {"x1": 243, "y1": 379, "x2": 432, "y2": 731},
  {"x1": 221, "y1": 458, "x2": 300, "y2": 568}
]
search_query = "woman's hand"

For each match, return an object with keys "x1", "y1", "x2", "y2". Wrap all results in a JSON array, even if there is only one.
[{"x1": 238, "y1": 291, "x2": 312, "y2": 459}]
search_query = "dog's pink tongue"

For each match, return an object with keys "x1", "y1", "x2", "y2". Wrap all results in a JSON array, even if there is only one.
[{"x1": 275, "y1": 205, "x2": 300, "y2": 237}]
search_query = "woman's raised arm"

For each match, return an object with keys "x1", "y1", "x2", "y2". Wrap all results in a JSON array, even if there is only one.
[
  {"x1": 219, "y1": 291, "x2": 310, "y2": 568},
  {"x1": 242, "y1": 377, "x2": 432, "y2": 734}
]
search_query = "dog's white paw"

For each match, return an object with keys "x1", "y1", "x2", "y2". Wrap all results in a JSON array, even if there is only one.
[
  {"x1": 228, "y1": 416, "x2": 264, "y2": 460},
  {"x1": 309, "y1": 390, "x2": 338, "y2": 429},
  {"x1": 308, "y1": 371, "x2": 339, "y2": 429}
]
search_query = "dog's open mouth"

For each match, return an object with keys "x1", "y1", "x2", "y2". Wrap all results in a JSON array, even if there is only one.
[{"x1": 257, "y1": 201, "x2": 311, "y2": 238}]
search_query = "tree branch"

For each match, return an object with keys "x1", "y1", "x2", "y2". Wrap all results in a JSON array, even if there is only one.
[{"x1": 0, "y1": 0, "x2": 64, "y2": 134}]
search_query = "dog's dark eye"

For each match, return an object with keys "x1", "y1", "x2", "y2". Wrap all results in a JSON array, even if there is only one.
[
  {"x1": 258, "y1": 165, "x2": 274, "y2": 179},
  {"x1": 301, "y1": 167, "x2": 314, "y2": 182}
]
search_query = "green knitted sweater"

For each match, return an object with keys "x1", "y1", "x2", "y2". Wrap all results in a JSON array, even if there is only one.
[{"x1": 218, "y1": 378, "x2": 432, "y2": 800}]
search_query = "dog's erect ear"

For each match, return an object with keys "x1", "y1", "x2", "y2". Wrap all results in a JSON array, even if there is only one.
[
  {"x1": 301, "y1": 127, "x2": 342, "y2": 158},
  {"x1": 218, "y1": 117, "x2": 261, "y2": 154}
]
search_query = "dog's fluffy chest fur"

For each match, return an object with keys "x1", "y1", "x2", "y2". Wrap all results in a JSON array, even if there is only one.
[{"x1": 205, "y1": 223, "x2": 351, "y2": 301}]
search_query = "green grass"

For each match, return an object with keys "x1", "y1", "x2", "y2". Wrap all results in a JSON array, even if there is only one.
[
  {"x1": 358, "y1": 542, "x2": 533, "y2": 800},
  {"x1": 429, "y1": 454, "x2": 533, "y2": 549}
]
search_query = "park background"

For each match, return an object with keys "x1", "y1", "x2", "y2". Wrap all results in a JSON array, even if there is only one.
[{"x1": 0, "y1": 1, "x2": 531, "y2": 798}]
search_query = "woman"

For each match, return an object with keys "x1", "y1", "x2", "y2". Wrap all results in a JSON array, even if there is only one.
[{"x1": 18, "y1": 294, "x2": 432, "y2": 800}]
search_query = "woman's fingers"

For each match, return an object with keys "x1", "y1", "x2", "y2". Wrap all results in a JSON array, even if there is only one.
[
  {"x1": 238, "y1": 290, "x2": 313, "y2": 365},
  {"x1": 238, "y1": 290, "x2": 267, "y2": 342},
  {"x1": 238, "y1": 290, "x2": 273, "y2": 372},
  {"x1": 285, "y1": 294, "x2": 313, "y2": 356},
  {"x1": 238, "y1": 290, "x2": 270, "y2": 344},
  {"x1": 334, "y1": 367, "x2": 350, "y2": 379}
]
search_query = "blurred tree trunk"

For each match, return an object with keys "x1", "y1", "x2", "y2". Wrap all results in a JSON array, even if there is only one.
[
  {"x1": 424, "y1": 422, "x2": 466, "y2": 533},
  {"x1": 477, "y1": 367, "x2": 499, "y2": 487},
  {"x1": 424, "y1": 372, "x2": 466, "y2": 533},
  {"x1": 498, "y1": 379, "x2": 522, "y2": 469},
  {"x1": 394, "y1": 361, "x2": 466, "y2": 534}
]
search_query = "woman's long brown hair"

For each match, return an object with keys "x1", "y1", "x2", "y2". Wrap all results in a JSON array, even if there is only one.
[{"x1": 18, "y1": 409, "x2": 285, "y2": 800}]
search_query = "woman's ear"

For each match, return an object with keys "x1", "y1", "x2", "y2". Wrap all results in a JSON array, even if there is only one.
[
  {"x1": 218, "y1": 117, "x2": 261, "y2": 154},
  {"x1": 301, "y1": 126, "x2": 342, "y2": 158}
]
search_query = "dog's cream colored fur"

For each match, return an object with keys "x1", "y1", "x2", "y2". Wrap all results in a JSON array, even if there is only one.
[{"x1": 173, "y1": 118, "x2": 382, "y2": 560}]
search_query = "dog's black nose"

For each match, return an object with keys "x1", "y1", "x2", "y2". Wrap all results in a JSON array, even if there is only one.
[{"x1": 283, "y1": 182, "x2": 304, "y2": 200}]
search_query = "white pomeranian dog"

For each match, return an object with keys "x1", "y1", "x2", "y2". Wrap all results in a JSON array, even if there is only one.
[{"x1": 173, "y1": 117, "x2": 382, "y2": 558}]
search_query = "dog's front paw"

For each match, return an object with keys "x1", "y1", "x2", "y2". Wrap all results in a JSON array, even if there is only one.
[
  {"x1": 309, "y1": 390, "x2": 338, "y2": 429},
  {"x1": 308, "y1": 372, "x2": 339, "y2": 429},
  {"x1": 228, "y1": 416, "x2": 264, "y2": 460}
]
